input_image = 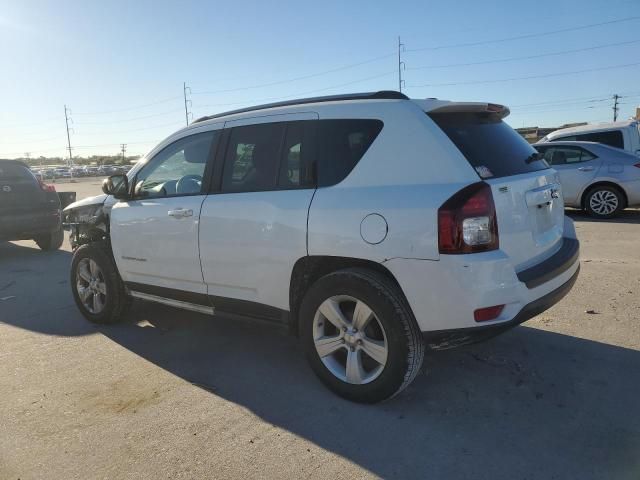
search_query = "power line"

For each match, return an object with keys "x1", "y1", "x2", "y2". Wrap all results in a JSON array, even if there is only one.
[
  {"x1": 191, "y1": 53, "x2": 395, "y2": 96},
  {"x1": 406, "y1": 16, "x2": 640, "y2": 52},
  {"x1": 408, "y1": 61, "x2": 640, "y2": 88},
  {"x1": 73, "y1": 96, "x2": 183, "y2": 116},
  {"x1": 195, "y1": 71, "x2": 396, "y2": 112},
  {"x1": 73, "y1": 108, "x2": 185, "y2": 125},
  {"x1": 509, "y1": 91, "x2": 640, "y2": 108},
  {"x1": 77, "y1": 120, "x2": 184, "y2": 136},
  {"x1": 407, "y1": 38, "x2": 640, "y2": 70}
]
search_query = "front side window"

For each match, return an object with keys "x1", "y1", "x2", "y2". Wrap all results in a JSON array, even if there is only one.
[{"x1": 134, "y1": 131, "x2": 217, "y2": 198}]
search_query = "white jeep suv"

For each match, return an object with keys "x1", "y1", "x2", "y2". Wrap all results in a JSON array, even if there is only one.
[{"x1": 64, "y1": 91, "x2": 580, "y2": 403}]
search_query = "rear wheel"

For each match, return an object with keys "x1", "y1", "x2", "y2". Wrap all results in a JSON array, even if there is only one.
[
  {"x1": 70, "y1": 242, "x2": 129, "y2": 324},
  {"x1": 300, "y1": 268, "x2": 424, "y2": 403},
  {"x1": 34, "y1": 226, "x2": 64, "y2": 251},
  {"x1": 585, "y1": 186, "x2": 623, "y2": 219}
]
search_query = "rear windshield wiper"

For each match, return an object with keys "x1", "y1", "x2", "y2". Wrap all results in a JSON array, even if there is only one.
[{"x1": 524, "y1": 152, "x2": 542, "y2": 164}]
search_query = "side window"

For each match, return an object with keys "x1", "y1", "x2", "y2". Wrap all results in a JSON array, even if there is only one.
[
  {"x1": 548, "y1": 147, "x2": 586, "y2": 165},
  {"x1": 579, "y1": 148, "x2": 597, "y2": 161},
  {"x1": 316, "y1": 119, "x2": 383, "y2": 187},
  {"x1": 222, "y1": 122, "x2": 285, "y2": 193},
  {"x1": 580, "y1": 130, "x2": 624, "y2": 149},
  {"x1": 134, "y1": 131, "x2": 216, "y2": 198},
  {"x1": 277, "y1": 121, "x2": 315, "y2": 189}
]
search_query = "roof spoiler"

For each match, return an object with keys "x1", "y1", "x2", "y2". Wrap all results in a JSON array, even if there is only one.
[{"x1": 428, "y1": 102, "x2": 510, "y2": 119}]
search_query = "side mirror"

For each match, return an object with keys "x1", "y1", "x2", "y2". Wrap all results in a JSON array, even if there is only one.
[{"x1": 102, "y1": 174, "x2": 130, "y2": 200}]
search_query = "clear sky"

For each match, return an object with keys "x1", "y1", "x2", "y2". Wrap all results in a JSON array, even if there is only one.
[{"x1": 1, "y1": 0, "x2": 639, "y2": 159}]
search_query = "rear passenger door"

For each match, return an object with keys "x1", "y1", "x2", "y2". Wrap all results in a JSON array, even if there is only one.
[
  {"x1": 199, "y1": 113, "x2": 318, "y2": 316},
  {"x1": 539, "y1": 145, "x2": 602, "y2": 204}
]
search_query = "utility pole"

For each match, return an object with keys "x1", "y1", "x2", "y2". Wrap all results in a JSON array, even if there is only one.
[
  {"x1": 397, "y1": 36, "x2": 405, "y2": 93},
  {"x1": 612, "y1": 94, "x2": 620, "y2": 122},
  {"x1": 64, "y1": 105, "x2": 73, "y2": 166},
  {"x1": 183, "y1": 82, "x2": 192, "y2": 126},
  {"x1": 120, "y1": 143, "x2": 127, "y2": 164}
]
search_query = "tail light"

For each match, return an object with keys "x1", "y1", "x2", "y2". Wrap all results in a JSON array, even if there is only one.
[
  {"x1": 438, "y1": 182, "x2": 498, "y2": 254},
  {"x1": 38, "y1": 179, "x2": 56, "y2": 192}
]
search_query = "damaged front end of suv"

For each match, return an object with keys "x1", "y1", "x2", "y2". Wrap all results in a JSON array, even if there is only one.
[{"x1": 62, "y1": 194, "x2": 114, "y2": 250}]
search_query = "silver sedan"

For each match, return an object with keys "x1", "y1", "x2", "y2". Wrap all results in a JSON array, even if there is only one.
[{"x1": 533, "y1": 141, "x2": 640, "y2": 218}]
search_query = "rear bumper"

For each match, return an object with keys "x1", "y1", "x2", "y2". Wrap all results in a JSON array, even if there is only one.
[
  {"x1": 0, "y1": 210, "x2": 61, "y2": 240},
  {"x1": 384, "y1": 215, "x2": 580, "y2": 335},
  {"x1": 424, "y1": 265, "x2": 579, "y2": 349}
]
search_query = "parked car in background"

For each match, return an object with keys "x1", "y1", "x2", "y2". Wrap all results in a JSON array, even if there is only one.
[
  {"x1": 534, "y1": 141, "x2": 640, "y2": 218},
  {"x1": 65, "y1": 91, "x2": 579, "y2": 403},
  {"x1": 538, "y1": 120, "x2": 640, "y2": 156},
  {"x1": 0, "y1": 160, "x2": 64, "y2": 250}
]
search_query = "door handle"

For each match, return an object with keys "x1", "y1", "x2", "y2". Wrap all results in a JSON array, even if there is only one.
[
  {"x1": 578, "y1": 166, "x2": 594, "y2": 172},
  {"x1": 167, "y1": 208, "x2": 193, "y2": 218}
]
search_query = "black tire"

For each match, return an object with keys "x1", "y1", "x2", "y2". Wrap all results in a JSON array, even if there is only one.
[
  {"x1": 299, "y1": 268, "x2": 424, "y2": 403},
  {"x1": 584, "y1": 185, "x2": 624, "y2": 219},
  {"x1": 35, "y1": 226, "x2": 64, "y2": 251},
  {"x1": 70, "y1": 241, "x2": 129, "y2": 324}
]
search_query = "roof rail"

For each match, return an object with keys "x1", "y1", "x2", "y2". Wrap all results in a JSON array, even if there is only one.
[{"x1": 192, "y1": 90, "x2": 409, "y2": 124}]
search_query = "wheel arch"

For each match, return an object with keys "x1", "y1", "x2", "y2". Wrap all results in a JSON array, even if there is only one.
[
  {"x1": 580, "y1": 181, "x2": 628, "y2": 209},
  {"x1": 288, "y1": 255, "x2": 407, "y2": 335}
]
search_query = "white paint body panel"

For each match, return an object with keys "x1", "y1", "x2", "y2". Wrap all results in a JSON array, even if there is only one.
[
  {"x1": 199, "y1": 189, "x2": 314, "y2": 310},
  {"x1": 111, "y1": 195, "x2": 207, "y2": 293}
]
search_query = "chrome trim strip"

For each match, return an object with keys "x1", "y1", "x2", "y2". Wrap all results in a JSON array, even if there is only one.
[{"x1": 129, "y1": 290, "x2": 215, "y2": 315}]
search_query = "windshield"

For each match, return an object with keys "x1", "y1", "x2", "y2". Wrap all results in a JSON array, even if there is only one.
[{"x1": 429, "y1": 112, "x2": 550, "y2": 179}]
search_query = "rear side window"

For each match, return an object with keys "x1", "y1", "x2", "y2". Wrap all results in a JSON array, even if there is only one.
[
  {"x1": 222, "y1": 122, "x2": 286, "y2": 193},
  {"x1": 429, "y1": 112, "x2": 549, "y2": 179},
  {"x1": 0, "y1": 162, "x2": 37, "y2": 182},
  {"x1": 553, "y1": 130, "x2": 624, "y2": 149},
  {"x1": 277, "y1": 121, "x2": 315, "y2": 189},
  {"x1": 316, "y1": 119, "x2": 383, "y2": 187},
  {"x1": 536, "y1": 146, "x2": 597, "y2": 165}
]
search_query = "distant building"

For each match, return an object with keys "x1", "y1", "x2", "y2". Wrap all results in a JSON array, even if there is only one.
[{"x1": 516, "y1": 122, "x2": 588, "y2": 143}]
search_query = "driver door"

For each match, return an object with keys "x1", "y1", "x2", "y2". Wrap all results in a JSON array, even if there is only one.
[{"x1": 110, "y1": 128, "x2": 220, "y2": 295}]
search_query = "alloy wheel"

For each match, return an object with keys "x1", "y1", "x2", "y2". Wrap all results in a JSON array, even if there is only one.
[
  {"x1": 76, "y1": 258, "x2": 107, "y2": 314},
  {"x1": 313, "y1": 295, "x2": 388, "y2": 385},
  {"x1": 589, "y1": 190, "x2": 619, "y2": 216}
]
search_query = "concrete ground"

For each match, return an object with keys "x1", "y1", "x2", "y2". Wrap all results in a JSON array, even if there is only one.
[{"x1": 1, "y1": 177, "x2": 639, "y2": 479}]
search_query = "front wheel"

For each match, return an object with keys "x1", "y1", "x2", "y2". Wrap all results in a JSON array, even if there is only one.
[
  {"x1": 70, "y1": 242, "x2": 129, "y2": 324},
  {"x1": 585, "y1": 186, "x2": 623, "y2": 219},
  {"x1": 300, "y1": 268, "x2": 424, "y2": 403}
]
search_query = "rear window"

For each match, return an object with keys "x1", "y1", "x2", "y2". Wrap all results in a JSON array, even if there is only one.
[
  {"x1": 429, "y1": 112, "x2": 549, "y2": 179},
  {"x1": 0, "y1": 162, "x2": 37, "y2": 182},
  {"x1": 552, "y1": 130, "x2": 624, "y2": 149}
]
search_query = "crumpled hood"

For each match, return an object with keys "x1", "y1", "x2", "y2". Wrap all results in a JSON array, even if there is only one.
[{"x1": 63, "y1": 193, "x2": 109, "y2": 213}]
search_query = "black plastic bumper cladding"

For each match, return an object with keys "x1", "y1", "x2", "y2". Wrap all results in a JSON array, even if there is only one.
[
  {"x1": 425, "y1": 264, "x2": 580, "y2": 350},
  {"x1": 516, "y1": 237, "x2": 580, "y2": 289}
]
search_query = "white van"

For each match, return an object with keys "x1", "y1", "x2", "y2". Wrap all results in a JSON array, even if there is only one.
[{"x1": 539, "y1": 120, "x2": 640, "y2": 156}]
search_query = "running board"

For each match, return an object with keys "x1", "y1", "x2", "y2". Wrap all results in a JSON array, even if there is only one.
[{"x1": 129, "y1": 290, "x2": 215, "y2": 316}]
